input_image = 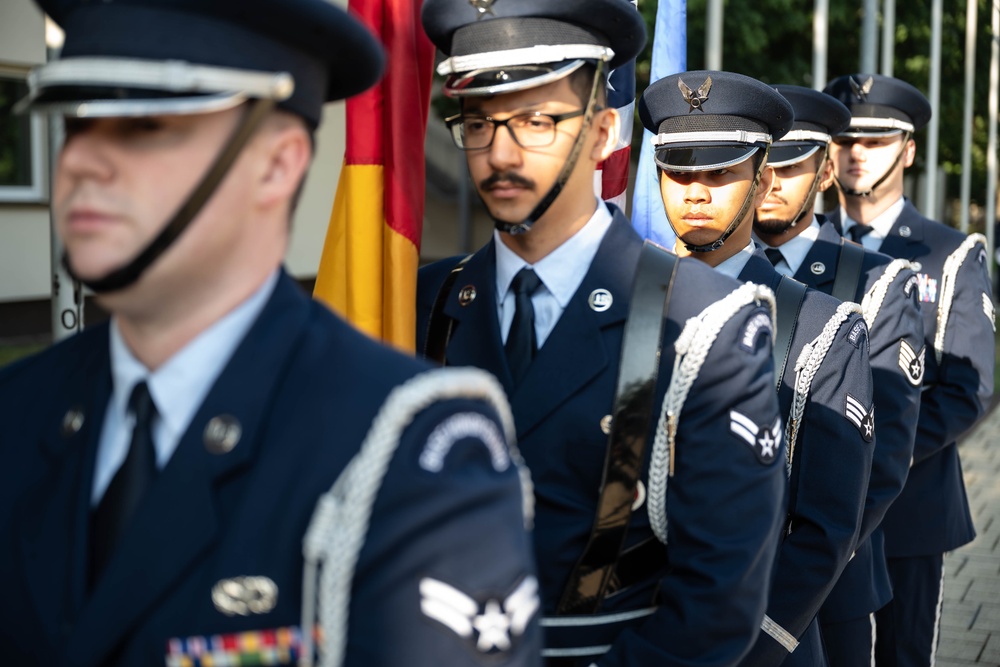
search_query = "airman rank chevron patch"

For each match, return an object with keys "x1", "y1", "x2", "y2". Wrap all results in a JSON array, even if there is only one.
[
  {"x1": 730, "y1": 411, "x2": 782, "y2": 465},
  {"x1": 165, "y1": 625, "x2": 322, "y2": 667},
  {"x1": 898, "y1": 339, "x2": 925, "y2": 386},
  {"x1": 845, "y1": 394, "x2": 874, "y2": 442},
  {"x1": 420, "y1": 576, "x2": 539, "y2": 653},
  {"x1": 983, "y1": 293, "x2": 996, "y2": 332}
]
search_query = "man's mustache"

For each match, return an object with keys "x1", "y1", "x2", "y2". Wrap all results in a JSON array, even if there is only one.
[{"x1": 479, "y1": 171, "x2": 536, "y2": 191}]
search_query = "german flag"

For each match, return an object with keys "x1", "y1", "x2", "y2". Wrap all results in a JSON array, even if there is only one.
[{"x1": 313, "y1": 0, "x2": 435, "y2": 352}]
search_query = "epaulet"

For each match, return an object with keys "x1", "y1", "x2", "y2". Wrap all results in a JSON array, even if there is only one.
[
  {"x1": 299, "y1": 367, "x2": 530, "y2": 667},
  {"x1": 936, "y1": 233, "x2": 987, "y2": 363},
  {"x1": 861, "y1": 258, "x2": 918, "y2": 327},
  {"x1": 646, "y1": 281, "x2": 776, "y2": 544},
  {"x1": 786, "y1": 302, "x2": 864, "y2": 477}
]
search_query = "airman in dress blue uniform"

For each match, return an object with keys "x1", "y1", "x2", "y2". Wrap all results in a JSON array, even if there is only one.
[
  {"x1": 0, "y1": 1, "x2": 540, "y2": 665},
  {"x1": 753, "y1": 85, "x2": 925, "y2": 667},
  {"x1": 824, "y1": 73, "x2": 995, "y2": 667},
  {"x1": 639, "y1": 71, "x2": 876, "y2": 667},
  {"x1": 417, "y1": 2, "x2": 788, "y2": 665}
]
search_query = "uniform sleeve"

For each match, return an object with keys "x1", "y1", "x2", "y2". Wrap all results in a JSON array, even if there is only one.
[
  {"x1": 597, "y1": 302, "x2": 786, "y2": 667},
  {"x1": 741, "y1": 312, "x2": 874, "y2": 667},
  {"x1": 914, "y1": 241, "x2": 995, "y2": 463},
  {"x1": 855, "y1": 267, "x2": 924, "y2": 546},
  {"x1": 345, "y1": 397, "x2": 542, "y2": 667}
]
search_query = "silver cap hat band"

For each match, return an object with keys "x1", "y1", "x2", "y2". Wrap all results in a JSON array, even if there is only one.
[{"x1": 437, "y1": 44, "x2": 614, "y2": 76}]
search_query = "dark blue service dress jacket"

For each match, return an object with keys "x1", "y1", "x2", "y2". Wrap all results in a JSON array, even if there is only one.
[
  {"x1": 0, "y1": 271, "x2": 540, "y2": 667},
  {"x1": 791, "y1": 220, "x2": 924, "y2": 627},
  {"x1": 418, "y1": 210, "x2": 788, "y2": 667},
  {"x1": 736, "y1": 250, "x2": 874, "y2": 667},
  {"x1": 829, "y1": 201, "x2": 995, "y2": 558}
]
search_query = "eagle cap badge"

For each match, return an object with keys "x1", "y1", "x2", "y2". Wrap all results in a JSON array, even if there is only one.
[
  {"x1": 679, "y1": 76, "x2": 712, "y2": 112},
  {"x1": 849, "y1": 75, "x2": 874, "y2": 102}
]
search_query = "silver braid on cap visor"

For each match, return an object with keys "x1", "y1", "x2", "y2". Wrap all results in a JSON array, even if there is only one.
[
  {"x1": 63, "y1": 97, "x2": 277, "y2": 293},
  {"x1": 834, "y1": 131, "x2": 911, "y2": 198},
  {"x1": 490, "y1": 59, "x2": 606, "y2": 235},
  {"x1": 663, "y1": 148, "x2": 771, "y2": 253}
]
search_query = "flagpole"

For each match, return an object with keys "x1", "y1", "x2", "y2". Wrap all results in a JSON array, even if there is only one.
[
  {"x1": 706, "y1": 0, "x2": 723, "y2": 70},
  {"x1": 959, "y1": 0, "x2": 978, "y2": 233},
  {"x1": 986, "y1": 0, "x2": 999, "y2": 280},
  {"x1": 922, "y1": 0, "x2": 943, "y2": 220},
  {"x1": 881, "y1": 0, "x2": 896, "y2": 75},
  {"x1": 813, "y1": 0, "x2": 829, "y2": 90},
  {"x1": 861, "y1": 0, "x2": 879, "y2": 73}
]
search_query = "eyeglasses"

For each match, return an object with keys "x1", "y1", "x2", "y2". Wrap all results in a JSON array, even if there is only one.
[{"x1": 444, "y1": 109, "x2": 586, "y2": 150}]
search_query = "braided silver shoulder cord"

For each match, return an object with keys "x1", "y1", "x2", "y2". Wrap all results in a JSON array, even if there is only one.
[
  {"x1": 935, "y1": 233, "x2": 987, "y2": 364},
  {"x1": 647, "y1": 282, "x2": 778, "y2": 544},
  {"x1": 298, "y1": 367, "x2": 531, "y2": 667},
  {"x1": 786, "y1": 302, "x2": 863, "y2": 477},
  {"x1": 861, "y1": 258, "x2": 917, "y2": 327}
]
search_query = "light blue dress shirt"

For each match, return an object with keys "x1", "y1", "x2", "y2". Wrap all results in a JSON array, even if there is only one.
[
  {"x1": 91, "y1": 270, "x2": 279, "y2": 505},
  {"x1": 713, "y1": 241, "x2": 757, "y2": 280},
  {"x1": 839, "y1": 197, "x2": 905, "y2": 253},
  {"x1": 494, "y1": 199, "x2": 613, "y2": 348},
  {"x1": 756, "y1": 216, "x2": 823, "y2": 276}
]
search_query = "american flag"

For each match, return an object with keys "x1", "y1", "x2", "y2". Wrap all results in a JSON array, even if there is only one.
[{"x1": 596, "y1": 0, "x2": 638, "y2": 212}]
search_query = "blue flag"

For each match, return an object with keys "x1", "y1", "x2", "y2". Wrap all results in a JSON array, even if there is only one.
[{"x1": 631, "y1": 0, "x2": 686, "y2": 249}]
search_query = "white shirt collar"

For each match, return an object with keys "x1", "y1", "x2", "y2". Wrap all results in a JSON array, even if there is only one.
[
  {"x1": 840, "y1": 196, "x2": 905, "y2": 241},
  {"x1": 494, "y1": 198, "x2": 613, "y2": 307},
  {"x1": 756, "y1": 216, "x2": 822, "y2": 275},
  {"x1": 97, "y1": 270, "x2": 279, "y2": 503},
  {"x1": 713, "y1": 241, "x2": 757, "y2": 280}
]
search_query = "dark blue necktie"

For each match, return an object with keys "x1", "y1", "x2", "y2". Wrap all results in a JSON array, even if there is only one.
[
  {"x1": 90, "y1": 381, "x2": 158, "y2": 588},
  {"x1": 505, "y1": 268, "x2": 542, "y2": 386},
  {"x1": 764, "y1": 248, "x2": 785, "y2": 267},
  {"x1": 849, "y1": 224, "x2": 874, "y2": 243}
]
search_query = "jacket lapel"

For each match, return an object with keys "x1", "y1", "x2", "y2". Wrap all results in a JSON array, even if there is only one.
[
  {"x1": 439, "y1": 241, "x2": 514, "y2": 392},
  {"x1": 880, "y1": 200, "x2": 926, "y2": 259},
  {"x1": 792, "y1": 221, "x2": 842, "y2": 290},
  {"x1": 508, "y1": 212, "x2": 635, "y2": 438},
  {"x1": 64, "y1": 271, "x2": 312, "y2": 667},
  {"x1": 18, "y1": 335, "x2": 111, "y2": 642},
  {"x1": 739, "y1": 249, "x2": 783, "y2": 291}
]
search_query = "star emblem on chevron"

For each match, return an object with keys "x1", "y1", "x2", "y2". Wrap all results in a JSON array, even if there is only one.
[
  {"x1": 468, "y1": 0, "x2": 496, "y2": 19},
  {"x1": 419, "y1": 576, "x2": 539, "y2": 653},
  {"x1": 898, "y1": 339, "x2": 926, "y2": 386},
  {"x1": 845, "y1": 394, "x2": 875, "y2": 442},
  {"x1": 730, "y1": 411, "x2": 782, "y2": 464}
]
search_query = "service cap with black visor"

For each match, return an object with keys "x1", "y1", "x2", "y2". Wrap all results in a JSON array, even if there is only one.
[
  {"x1": 758, "y1": 85, "x2": 852, "y2": 236},
  {"x1": 422, "y1": 0, "x2": 645, "y2": 235},
  {"x1": 822, "y1": 73, "x2": 931, "y2": 198},
  {"x1": 16, "y1": 0, "x2": 384, "y2": 294},
  {"x1": 637, "y1": 70, "x2": 794, "y2": 252}
]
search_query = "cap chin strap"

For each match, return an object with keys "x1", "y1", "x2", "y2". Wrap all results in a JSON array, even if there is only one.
[
  {"x1": 492, "y1": 60, "x2": 605, "y2": 235},
  {"x1": 834, "y1": 131, "x2": 910, "y2": 198},
  {"x1": 64, "y1": 97, "x2": 276, "y2": 293},
  {"x1": 768, "y1": 145, "x2": 829, "y2": 235},
  {"x1": 670, "y1": 149, "x2": 770, "y2": 253}
]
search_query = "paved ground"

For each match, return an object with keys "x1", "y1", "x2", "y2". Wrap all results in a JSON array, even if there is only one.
[{"x1": 937, "y1": 405, "x2": 1000, "y2": 666}]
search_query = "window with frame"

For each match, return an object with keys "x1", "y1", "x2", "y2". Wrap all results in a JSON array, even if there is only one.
[{"x1": 0, "y1": 73, "x2": 45, "y2": 202}]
